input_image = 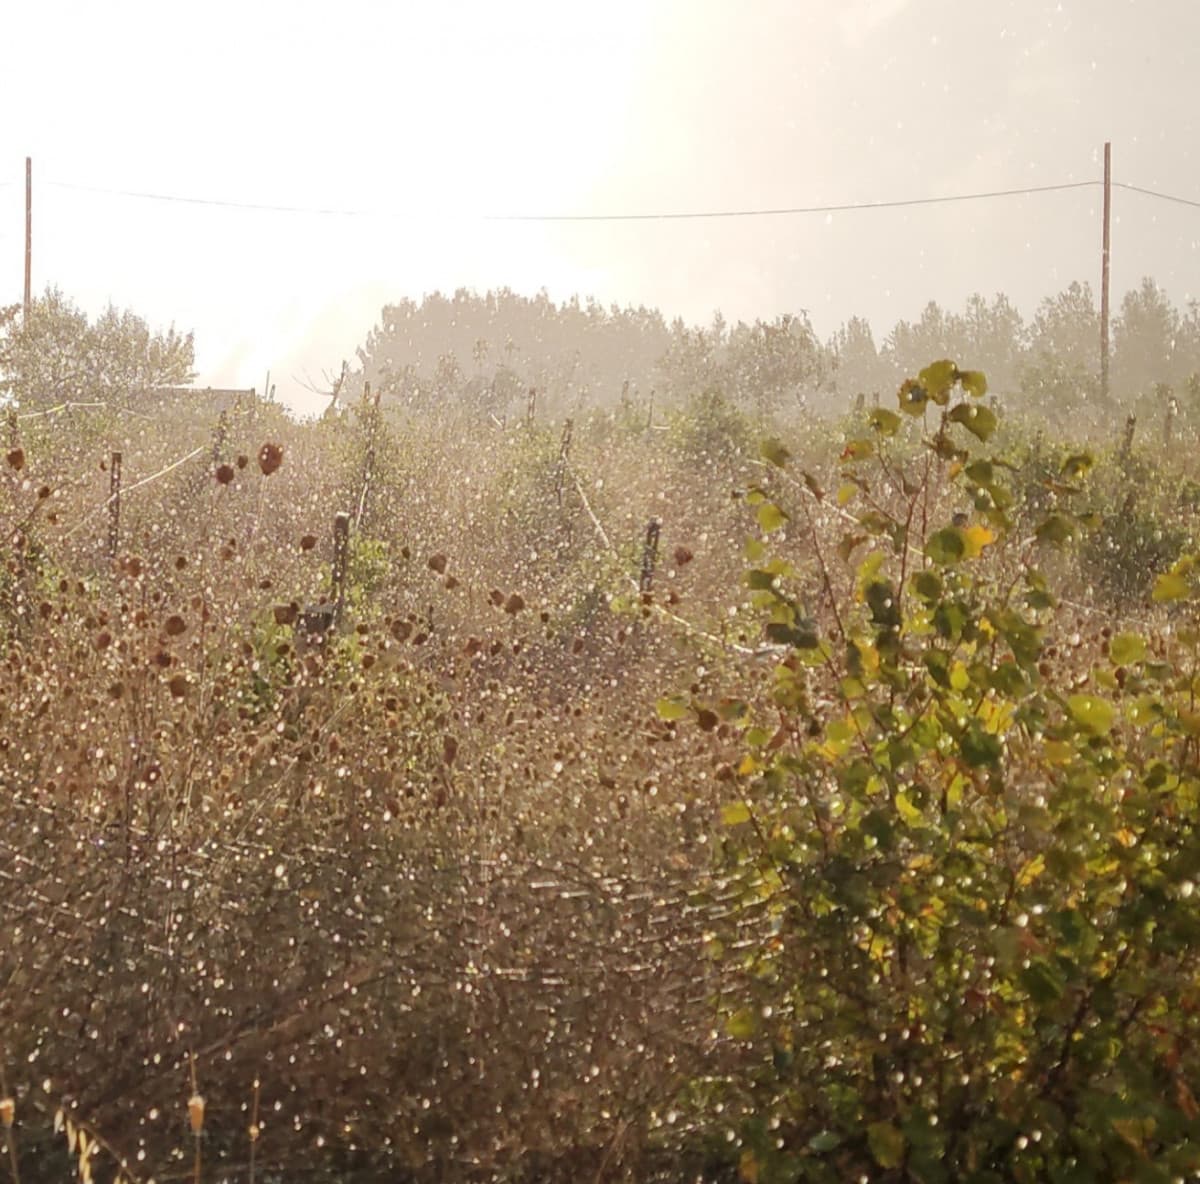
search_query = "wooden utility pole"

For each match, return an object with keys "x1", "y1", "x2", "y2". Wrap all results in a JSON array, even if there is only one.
[
  {"x1": 24, "y1": 157, "x2": 32, "y2": 318},
  {"x1": 1100, "y1": 141, "x2": 1112, "y2": 402}
]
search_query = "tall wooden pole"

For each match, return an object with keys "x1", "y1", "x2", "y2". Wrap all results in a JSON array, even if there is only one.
[
  {"x1": 23, "y1": 157, "x2": 32, "y2": 318},
  {"x1": 1100, "y1": 141, "x2": 1111, "y2": 402}
]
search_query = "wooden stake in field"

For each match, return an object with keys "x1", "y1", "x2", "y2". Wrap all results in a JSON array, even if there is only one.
[
  {"x1": 211, "y1": 410, "x2": 228, "y2": 466},
  {"x1": 639, "y1": 517, "x2": 661, "y2": 603},
  {"x1": 354, "y1": 383, "x2": 381, "y2": 532},
  {"x1": 332, "y1": 510, "x2": 350, "y2": 623},
  {"x1": 107, "y1": 451, "x2": 122, "y2": 560},
  {"x1": 298, "y1": 511, "x2": 353, "y2": 648}
]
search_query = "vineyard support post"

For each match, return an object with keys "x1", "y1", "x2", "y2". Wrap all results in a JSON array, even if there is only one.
[
  {"x1": 332, "y1": 511, "x2": 351, "y2": 623},
  {"x1": 107, "y1": 452, "x2": 122, "y2": 559},
  {"x1": 640, "y1": 517, "x2": 661, "y2": 601}
]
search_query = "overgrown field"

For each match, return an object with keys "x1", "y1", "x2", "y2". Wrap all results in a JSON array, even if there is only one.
[{"x1": 2, "y1": 364, "x2": 1200, "y2": 1183}]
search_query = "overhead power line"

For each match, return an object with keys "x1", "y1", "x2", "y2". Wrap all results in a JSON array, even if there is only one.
[
  {"x1": 1113, "y1": 180, "x2": 1200, "y2": 211},
  {"x1": 40, "y1": 177, "x2": 1102, "y2": 222},
  {"x1": 28, "y1": 173, "x2": 1200, "y2": 222},
  {"x1": 486, "y1": 181, "x2": 1101, "y2": 221}
]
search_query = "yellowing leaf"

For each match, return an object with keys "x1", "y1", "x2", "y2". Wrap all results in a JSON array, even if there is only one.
[
  {"x1": 721, "y1": 800, "x2": 752, "y2": 826},
  {"x1": 959, "y1": 369, "x2": 988, "y2": 398},
  {"x1": 1154, "y1": 570, "x2": 1191, "y2": 602},
  {"x1": 1068, "y1": 693, "x2": 1114, "y2": 735},
  {"x1": 948, "y1": 401, "x2": 997, "y2": 441},
  {"x1": 756, "y1": 502, "x2": 788, "y2": 533},
  {"x1": 950, "y1": 661, "x2": 971, "y2": 692},
  {"x1": 895, "y1": 791, "x2": 923, "y2": 827},
  {"x1": 867, "y1": 1121, "x2": 906, "y2": 1169},
  {"x1": 1043, "y1": 739, "x2": 1074, "y2": 765},
  {"x1": 760, "y1": 438, "x2": 791, "y2": 468},
  {"x1": 656, "y1": 697, "x2": 689, "y2": 721},
  {"x1": 726, "y1": 1008, "x2": 757, "y2": 1039},
  {"x1": 962, "y1": 523, "x2": 996, "y2": 558},
  {"x1": 918, "y1": 359, "x2": 958, "y2": 404},
  {"x1": 869, "y1": 407, "x2": 902, "y2": 436},
  {"x1": 1109, "y1": 633, "x2": 1147, "y2": 665},
  {"x1": 1016, "y1": 853, "x2": 1045, "y2": 888},
  {"x1": 1112, "y1": 1116, "x2": 1155, "y2": 1153}
]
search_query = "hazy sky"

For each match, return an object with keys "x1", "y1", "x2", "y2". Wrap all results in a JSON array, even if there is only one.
[{"x1": 2, "y1": 0, "x2": 1198, "y2": 414}]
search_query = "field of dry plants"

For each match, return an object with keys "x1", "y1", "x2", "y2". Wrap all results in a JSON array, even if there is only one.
[{"x1": 3, "y1": 345, "x2": 1200, "y2": 1183}]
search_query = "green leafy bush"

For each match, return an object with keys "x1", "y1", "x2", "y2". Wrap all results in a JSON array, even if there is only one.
[{"x1": 685, "y1": 362, "x2": 1200, "y2": 1182}]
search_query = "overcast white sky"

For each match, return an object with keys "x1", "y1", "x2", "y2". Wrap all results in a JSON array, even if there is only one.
[{"x1": 2, "y1": 0, "x2": 1198, "y2": 414}]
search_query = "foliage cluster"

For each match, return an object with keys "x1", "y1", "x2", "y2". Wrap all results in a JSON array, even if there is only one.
[{"x1": 679, "y1": 362, "x2": 1200, "y2": 1182}]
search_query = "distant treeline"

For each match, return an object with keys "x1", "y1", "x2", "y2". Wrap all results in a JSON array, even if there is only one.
[{"x1": 349, "y1": 280, "x2": 1200, "y2": 430}]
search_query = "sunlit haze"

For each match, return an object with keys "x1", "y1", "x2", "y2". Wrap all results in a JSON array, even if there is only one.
[{"x1": 3, "y1": 0, "x2": 1198, "y2": 414}]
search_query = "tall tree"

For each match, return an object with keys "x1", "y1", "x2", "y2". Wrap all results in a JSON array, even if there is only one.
[
  {"x1": 883, "y1": 301, "x2": 967, "y2": 381},
  {"x1": 1112, "y1": 276, "x2": 1183, "y2": 397},
  {"x1": 1019, "y1": 280, "x2": 1101, "y2": 419},
  {"x1": 828, "y1": 316, "x2": 889, "y2": 404}
]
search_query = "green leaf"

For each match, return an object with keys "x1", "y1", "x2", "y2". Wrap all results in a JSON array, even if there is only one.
[
  {"x1": 721, "y1": 800, "x2": 752, "y2": 826},
  {"x1": 656, "y1": 697, "x2": 689, "y2": 722},
  {"x1": 948, "y1": 402, "x2": 997, "y2": 442},
  {"x1": 959, "y1": 723, "x2": 1002, "y2": 768},
  {"x1": 803, "y1": 472, "x2": 825, "y2": 502},
  {"x1": 868, "y1": 407, "x2": 902, "y2": 436},
  {"x1": 1020, "y1": 958, "x2": 1066, "y2": 1004},
  {"x1": 1068, "y1": 693, "x2": 1114, "y2": 735},
  {"x1": 865, "y1": 579, "x2": 900, "y2": 630},
  {"x1": 725, "y1": 1007, "x2": 757, "y2": 1038},
  {"x1": 1109, "y1": 633, "x2": 1147, "y2": 665},
  {"x1": 1035, "y1": 514, "x2": 1076, "y2": 546},
  {"x1": 913, "y1": 570, "x2": 943, "y2": 603},
  {"x1": 765, "y1": 620, "x2": 820, "y2": 649},
  {"x1": 964, "y1": 459, "x2": 994, "y2": 486},
  {"x1": 1153, "y1": 570, "x2": 1191, "y2": 602},
  {"x1": 926, "y1": 527, "x2": 966, "y2": 565},
  {"x1": 756, "y1": 502, "x2": 788, "y2": 533},
  {"x1": 867, "y1": 1121, "x2": 906, "y2": 1169},
  {"x1": 807, "y1": 1131, "x2": 843, "y2": 1154},
  {"x1": 918, "y1": 359, "x2": 958, "y2": 405},
  {"x1": 959, "y1": 369, "x2": 988, "y2": 398},
  {"x1": 760, "y1": 438, "x2": 791, "y2": 467}
]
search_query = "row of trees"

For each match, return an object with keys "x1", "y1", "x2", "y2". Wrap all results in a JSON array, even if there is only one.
[
  {"x1": 351, "y1": 280, "x2": 1200, "y2": 428},
  {"x1": 2, "y1": 278, "x2": 1197, "y2": 433}
]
